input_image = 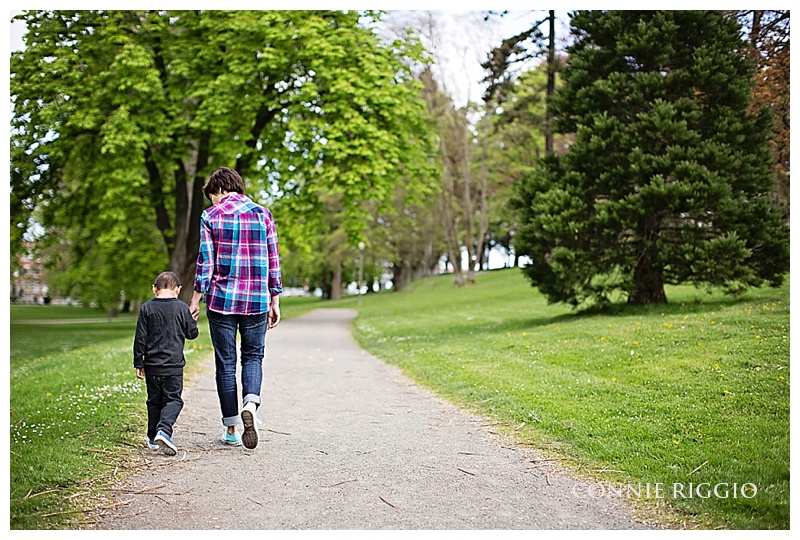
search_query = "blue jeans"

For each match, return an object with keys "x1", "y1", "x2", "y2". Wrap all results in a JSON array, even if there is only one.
[{"x1": 206, "y1": 309, "x2": 267, "y2": 427}]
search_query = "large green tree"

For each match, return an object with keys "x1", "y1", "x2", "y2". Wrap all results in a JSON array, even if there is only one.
[
  {"x1": 10, "y1": 10, "x2": 434, "y2": 305},
  {"x1": 512, "y1": 10, "x2": 789, "y2": 306}
]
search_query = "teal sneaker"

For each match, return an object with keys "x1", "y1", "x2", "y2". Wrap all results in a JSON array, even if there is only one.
[{"x1": 220, "y1": 430, "x2": 242, "y2": 446}]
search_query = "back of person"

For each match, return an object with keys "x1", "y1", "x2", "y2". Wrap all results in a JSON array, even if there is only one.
[
  {"x1": 134, "y1": 271, "x2": 199, "y2": 456},
  {"x1": 199, "y1": 193, "x2": 273, "y2": 315},
  {"x1": 190, "y1": 166, "x2": 283, "y2": 450},
  {"x1": 137, "y1": 297, "x2": 197, "y2": 374}
]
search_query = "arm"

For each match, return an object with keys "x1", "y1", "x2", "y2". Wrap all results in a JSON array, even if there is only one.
[
  {"x1": 183, "y1": 304, "x2": 200, "y2": 339},
  {"x1": 191, "y1": 215, "x2": 214, "y2": 321},
  {"x1": 189, "y1": 290, "x2": 203, "y2": 321},
  {"x1": 133, "y1": 308, "x2": 148, "y2": 374},
  {"x1": 268, "y1": 294, "x2": 281, "y2": 330},
  {"x1": 266, "y1": 209, "x2": 283, "y2": 329}
]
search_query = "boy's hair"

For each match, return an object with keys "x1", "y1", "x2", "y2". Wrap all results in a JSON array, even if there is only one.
[
  {"x1": 203, "y1": 167, "x2": 245, "y2": 200},
  {"x1": 153, "y1": 271, "x2": 182, "y2": 291}
]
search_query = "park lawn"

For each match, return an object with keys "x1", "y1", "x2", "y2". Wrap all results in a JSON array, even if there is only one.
[
  {"x1": 10, "y1": 304, "x2": 138, "y2": 321},
  {"x1": 347, "y1": 268, "x2": 789, "y2": 530},
  {"x1": 9, "y1": 296, "x2": 320, "y2": 530}
]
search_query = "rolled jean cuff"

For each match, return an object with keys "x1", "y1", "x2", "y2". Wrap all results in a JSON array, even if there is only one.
[
  {"x1": 243, "y1": 393, "x2": 261, "y2": 407},
  {"x1": 222, "y1": 414, "x2": 240, "y2": 427}
]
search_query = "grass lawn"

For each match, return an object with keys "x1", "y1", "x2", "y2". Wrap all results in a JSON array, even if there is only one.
[
  {"x1": 8, "y1": 295, "x2": 320, "y2": 530},
  {"x1": 344, "y1": 268, "x2": 789, "y2": 530}
]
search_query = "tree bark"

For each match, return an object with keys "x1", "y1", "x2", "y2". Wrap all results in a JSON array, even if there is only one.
[
  {"x1": 545, "y1": 10, "x2": 556, "y2": 155},
  {"x1": 630, "y1": 218, "x2": 666, "y2": 304}
]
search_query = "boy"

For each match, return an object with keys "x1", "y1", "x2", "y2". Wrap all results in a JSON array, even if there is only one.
[{"x1": 133, "y1": 271, "x2": 199, "y2": 455}]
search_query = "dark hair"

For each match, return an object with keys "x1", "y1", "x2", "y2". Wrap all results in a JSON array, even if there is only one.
[
  {"x1": 203, "y1": 167, "x2": 245, "y2": 201},
  {"x1": 153, "y1": 271, "x2": 181, "y2": 291}
]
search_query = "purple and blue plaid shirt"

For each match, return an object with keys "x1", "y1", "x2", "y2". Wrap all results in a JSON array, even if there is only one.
[{"x1": 194, "y1": 193, "x2": 283, "y2": 315}]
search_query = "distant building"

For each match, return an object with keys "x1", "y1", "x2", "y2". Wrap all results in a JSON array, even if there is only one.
[{"x1": 11, "y1": 245, "x2": 48, "y2": 304}]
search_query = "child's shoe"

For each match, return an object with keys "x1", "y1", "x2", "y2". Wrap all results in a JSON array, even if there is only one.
[
  {"x1": 154, "y1": 430, "x2": 177, "y2": 456},
  {"x1": 220, "y1": 430, "x2": 242, "y2": 446}
]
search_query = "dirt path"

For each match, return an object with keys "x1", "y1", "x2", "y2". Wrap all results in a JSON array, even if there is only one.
[{"x1": 94, "y1": 308, "x2": 655, "y2": 530}]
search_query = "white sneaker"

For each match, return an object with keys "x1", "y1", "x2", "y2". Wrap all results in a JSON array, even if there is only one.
[{"x1": 241, "y1": 402, "x2": 259, "y2": 449}]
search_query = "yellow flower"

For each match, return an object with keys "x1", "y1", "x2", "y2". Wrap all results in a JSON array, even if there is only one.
[
  {"x1": 673, "y1": 440, "x2": 680, "y2": 445},
  {"x1": 723, "y1": 390, "x2": 730, "y2": 395},
  {"x1": 45, "y1": 392, "x2": 52, "y2": 397}
]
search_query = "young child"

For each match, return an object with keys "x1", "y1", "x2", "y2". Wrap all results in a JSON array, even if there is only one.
[{"x1": 133, "y1": 271, "x2": 199, "y2": 455}]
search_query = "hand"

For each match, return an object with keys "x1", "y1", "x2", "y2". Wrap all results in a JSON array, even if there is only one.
[
  {"x1": 189, "y1": 291, "x2": 203, "y2": 321},
  {"x1": 189, "y1": 300, "x2": 200, "y2": 321},
  {"x1": 136, "y1": 368, "x2": 145, "y2": 379},
  {"x1": 268, "y1": 300, "x2": 281, "y2": 330}
]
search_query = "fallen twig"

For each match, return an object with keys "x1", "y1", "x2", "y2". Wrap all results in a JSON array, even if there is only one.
[
  {"x1": 266, "y1": 429, "x2": 290, "y2": 435},
  {"x1": 42, "y1": 509, "x2": 83, "y2": 518},
  {"x1": 135, "y1": 483, "x2": 166, "y2": 494},
  {"x1": 82, "y1": 446, "x2": 113, "y2": 455},
  {"x1": 690, "y1": 461, "x2": 708, "y2": 475},
  {"x1": 248, "y1": 497, "x2": 264, "y2": 506},
  {"x1": 379, "y1": 496, "x2": 397, "y2": 509},
  {"x1": 100, "y1": 498, "x2": 134, "y2": 510},
  {"x1": 457, "y1": 468, "x2": 477, "y2": 476},
  {"x1": 27, "y1": 488, "x2": 62, "y2": 499},
  {"x1": 322, "y1": 479, "x2": 358, "y2": 488}
]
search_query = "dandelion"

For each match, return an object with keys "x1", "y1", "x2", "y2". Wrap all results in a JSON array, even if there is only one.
[
  {"x1": 522, "y1": 332, "x2": 527, "y2": 337},
  {"x1": 755, "y1": 366, "x2": 761, "y2": 371},
  {"x1": 673, "y1": 440, "x2": 680, "y2": 445},
  {"x1": 723, "y1": 390, "x2": 730, "y2": 395}
]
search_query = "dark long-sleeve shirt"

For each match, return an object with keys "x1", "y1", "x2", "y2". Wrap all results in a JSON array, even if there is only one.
[{"x1": 133, "y1": 297, "x2": 199, "y2": 376}]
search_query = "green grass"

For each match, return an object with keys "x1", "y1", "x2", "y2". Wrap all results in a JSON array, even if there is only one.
[
  {"x1": 10, "y1": 304, "x2": 138, "y2": 320},
  {"x1": 346, "y1": 268, "x2": 789, "y2": 530},
  {"x1": 9, "y1": 295, "x2": 320, "y2": 530}
]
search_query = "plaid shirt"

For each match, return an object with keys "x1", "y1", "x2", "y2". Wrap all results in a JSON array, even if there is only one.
[{"x1": 194, "y1": 193, "x2": 282, "y2": 315}]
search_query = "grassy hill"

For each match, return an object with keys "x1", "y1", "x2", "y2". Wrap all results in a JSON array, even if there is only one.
[{"x1": 344, "y1": 268, "x2": 790, "y2": 529}]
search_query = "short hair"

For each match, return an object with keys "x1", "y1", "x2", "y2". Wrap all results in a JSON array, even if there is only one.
[
  {"x1": 203, "y1": 167, "x2": 245, "y2": 200},
  {"x1": 153, "y1": 271, "x2": 181, "y2": 291}
]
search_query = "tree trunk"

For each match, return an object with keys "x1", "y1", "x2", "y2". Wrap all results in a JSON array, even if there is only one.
[
  {"x1": 545, "y1": 10, "x2": 556, "y2": 155},
  {"x1": 630, "y1": 249, "x2": 666, "y2": 304},
  {"x1": 330, "y1": 261, "x2": 343, "y2": 300}
]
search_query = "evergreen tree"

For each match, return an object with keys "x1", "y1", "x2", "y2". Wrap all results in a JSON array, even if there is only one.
[{"x1": 512, "y1": 10, "x2": 789, "y2": 306}]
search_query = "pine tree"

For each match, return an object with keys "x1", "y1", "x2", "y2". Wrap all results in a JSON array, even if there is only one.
[{"x1": 512, "y1": 10, "x2": 789, "y2": 306}]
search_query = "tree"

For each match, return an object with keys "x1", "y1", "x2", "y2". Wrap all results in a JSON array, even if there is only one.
[
  {"x1": 10, "y1": 10, "x2": 434, "y2": 305},
  {"x1": 512, "y1": 10, "x2": 789, "y2": 306},
  {"x1": 731, "y1": 10, "x2": 790, "y2": 215}
]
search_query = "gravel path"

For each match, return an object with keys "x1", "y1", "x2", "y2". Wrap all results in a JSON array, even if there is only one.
[{"x1": 95, "y1": 308, "x2": 655, "y2": 530}]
